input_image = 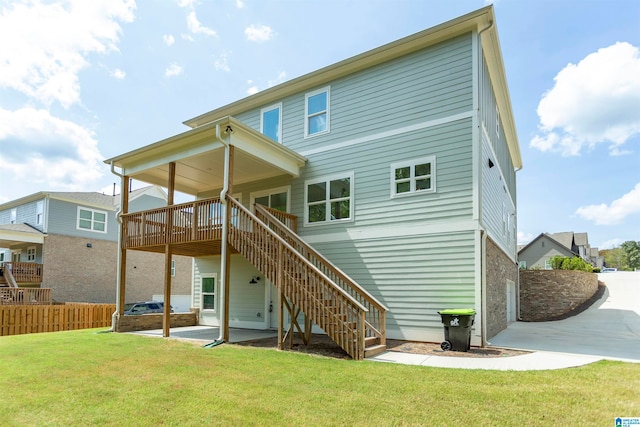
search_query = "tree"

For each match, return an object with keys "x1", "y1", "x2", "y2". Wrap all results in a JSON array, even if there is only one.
[
  {"x1": 601, "y1": 247, "x2": 626, "y2": 270},
  {"x1": 621, "y1": 240, "x2": 640, "y2": 270}
]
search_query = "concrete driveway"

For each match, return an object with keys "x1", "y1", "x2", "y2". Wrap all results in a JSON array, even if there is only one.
[{"x1": 490, "y1": 271, "x2": 640, "y2": 363}]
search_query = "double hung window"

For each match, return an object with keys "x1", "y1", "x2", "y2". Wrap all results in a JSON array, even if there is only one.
[
  {"x1": 261, "y1": 103, "x2": 282, "y2": 143},
  {"x1": 305, "y1": 86, "x2": 330, "y2": 137}
]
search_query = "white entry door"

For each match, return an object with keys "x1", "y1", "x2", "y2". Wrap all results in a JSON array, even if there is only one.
[
  {"x1": 506, "y1": 280, "x2": 517, "y2": 323},
  {"x1": 250, "y1": 187, "x2": 290, "y2": 329}
]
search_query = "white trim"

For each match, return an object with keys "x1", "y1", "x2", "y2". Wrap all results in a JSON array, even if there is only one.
[
  {"x1": 304, "y1": 171, "x2": 354, "y2": 226},
  {"x1": 472, "y1": 29, "x2": 481, "y2": 223},
  {"x1": 300, "y1": 110, "x2": 474, "y2": 156},
  {"x1": 76, "y1": 206, "x2": 108, "y2": 234},
  {"x1": 200, "y1": 274, "x2": 218, "y2": 312},
  {"x1": 303, "y1": 219, "x2": 480, "y2": 244},
  {"x1": 304, "y1": 86, "x2": 330, "y2": 138},
  {"x1": 26, "y1": 246, "x2": 36, "y2": 262},
  {"x1": 481, "y1": 124, "x2": 516, "y2": 211},
  {"x1": 390, "y1": 156, "x2": 436, "y2": 198},
  {"x1": 260, "y1": 102, "x2": 283, "y2": 143}
]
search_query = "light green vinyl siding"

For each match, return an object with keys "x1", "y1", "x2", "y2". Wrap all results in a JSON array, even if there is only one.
[
  {"x1": 310, "y1": 230, "x2": 476, "y2": 335},
  {"x1": 46, "y1": 199, "x2": 117, "y2": 241}
]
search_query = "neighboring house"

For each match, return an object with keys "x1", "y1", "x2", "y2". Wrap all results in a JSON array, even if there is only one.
[
  {"x1": 105, "y1": 6, "x2": 521, "y2": 359},
  {"x1": 0, "y1": 186, "x2": 192, "y2": 303},
  {"x1": 518, "y1": 231, "x2": 603, "y2": 269}
]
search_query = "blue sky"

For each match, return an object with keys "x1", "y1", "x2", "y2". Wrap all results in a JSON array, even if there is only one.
[{"x1": 0, "y1": 0, "x2": 639, "y2": 250}]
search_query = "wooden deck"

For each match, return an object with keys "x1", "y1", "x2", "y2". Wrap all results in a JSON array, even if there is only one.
[
  {"x1": 120, "y1": 196, "x2": 387, "y2": 360},
  {"x1": 0, "y1": 262, "x2": 43, "y2": 285}
]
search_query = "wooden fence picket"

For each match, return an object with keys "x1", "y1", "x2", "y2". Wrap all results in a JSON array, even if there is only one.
[{"x1": 0, "y1": 304, "x2": 116, "y2": 336}]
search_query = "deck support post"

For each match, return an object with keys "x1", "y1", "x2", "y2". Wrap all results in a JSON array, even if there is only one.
[
  {"x1": 220, "y1": 144, "x2": 234, "y2": 342},
  {"x1": 163, "y1": 162, "x2": 176, "y2": 338},
  {"x1": 117, "y1": 176, "x2": 130, "y2": 323}
]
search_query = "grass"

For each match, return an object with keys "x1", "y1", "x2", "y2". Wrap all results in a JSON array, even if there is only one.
[{"x1": 1, "y1": 329, "x2": 638, "y2": 426}]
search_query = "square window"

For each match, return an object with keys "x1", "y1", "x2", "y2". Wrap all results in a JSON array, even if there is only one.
[
  {"x1": 390, "y1": 156, "x2": 436, "y2": 197},
  {"x1": 305, "y1": 173, "x2": 353, "y2": 225}
]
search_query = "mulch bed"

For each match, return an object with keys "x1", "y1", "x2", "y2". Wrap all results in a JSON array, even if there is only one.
[{"x1": 233, "y1": 334, "x2": 529, "y2": 360}]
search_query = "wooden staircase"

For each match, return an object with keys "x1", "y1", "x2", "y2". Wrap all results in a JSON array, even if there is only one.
[{"x1": 226, "y1": 196, "x2": 388, "y2": 360}]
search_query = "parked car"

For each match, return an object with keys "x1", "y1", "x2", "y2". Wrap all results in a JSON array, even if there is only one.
[
  {"x1": 601, "y1": 268, "x2": 617, "y2": 273},
  {"x1": 123, "y1": 301, "x2": 173, "y2": 315}
]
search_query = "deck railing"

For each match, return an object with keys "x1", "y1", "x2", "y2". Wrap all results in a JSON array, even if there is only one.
[
  {"x1": 3, "y1": 262, "x2": 43, "y2": 284},
  {"x1": 0, "y1": 287, "x2": 52, "y2": 305},
  {"x1": 255, "y1": 204, "x2": 387, "y2": 346},
  {"x1": 121, "y1": 198, "x2": 224, "y2": 248}
]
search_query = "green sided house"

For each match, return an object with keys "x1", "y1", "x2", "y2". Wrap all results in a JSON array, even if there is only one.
[{"x1": 105, "y1": 6, "x2": 522, "y2": 360}]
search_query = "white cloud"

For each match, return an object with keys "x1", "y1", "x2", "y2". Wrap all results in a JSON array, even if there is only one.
[
  {"x1": 0, "y1": 107, "x2": 105, "y2": 189},
  {"x1": 599, "y1": 238, "x2": 625, "y2": 250},
  {"x1": 575, "y1": 182, "x2": 640, "y2": 225},
  {"x1": 245, "y1": 24, "x2": 274, "y2": 42},
  {"x1": 165, "y1": 63, "x2": 184, "y2": 77},
  {"x1": 111, "y1": 68, "x2": 126, "y2": 79},
  {"x1": 177, "y1": 0, "x2": 196, "y2": 8},
  {"x1": 236, "y1": 0, "x2": 245, "y2": 8},
  {"x1": 0, "y1": 0, "x2": 135, "y2": 109},
  {"x1": 163, "y1": 34, "x2": 175, "y2": 46},
  {"x1": 268, "y1": 71, "x2": 287, "y2": 88},
  {"x1": 187, "y1": 11, "x2": 216, "y2": 37},
  {"x1": 517, "y1": 231, "x2": 534, "y2": 246},
  {"x1": 531, "y1": 42, "x2": 640, "y2": 156},
  {"x1": 214, "y1": 52, "x2": 231, "y2": 72},
  {"x1": 246, "y1": 84, "x2": 259, "y2": 95}
]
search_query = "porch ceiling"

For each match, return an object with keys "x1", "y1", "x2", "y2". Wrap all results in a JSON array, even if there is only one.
[
  {"x1": 0, "y1": 224, "x2": 46, "y2": 248},
  {"x1": 105, "y1": 116, "x2": 307, "y2": 196}
]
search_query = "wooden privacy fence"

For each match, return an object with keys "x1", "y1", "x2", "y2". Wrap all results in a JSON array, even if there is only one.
[{"x1": 0, "y1": 303, "x2": 116, "y2": 337}]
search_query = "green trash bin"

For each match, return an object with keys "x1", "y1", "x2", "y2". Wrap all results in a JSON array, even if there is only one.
[{"x1": 438, "y1": 309, "x2": 476, "y2": 352}]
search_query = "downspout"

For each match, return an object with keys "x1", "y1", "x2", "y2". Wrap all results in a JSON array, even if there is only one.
[
  {"x1": 108, "y1": 161, "x2": 125, "y2": 332},
  {"x1": 477, "y1": 19, "x2": 493, "y2": 347},
  {"x1": 204, "y1": 123, "x2": 231, "y2": 348}
]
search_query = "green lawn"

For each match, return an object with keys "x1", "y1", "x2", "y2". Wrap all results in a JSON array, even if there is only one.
[{"x1": 1, "y1": 329, "x2": 638, "y2": 426}]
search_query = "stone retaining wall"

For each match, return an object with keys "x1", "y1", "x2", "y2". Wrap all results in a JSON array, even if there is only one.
[
  {"x1": 519, "y1": 270, "x2": 598, "y2": 321},
  {"x1": 115, "y1": 309, "x2": 199, "y2": 332}
]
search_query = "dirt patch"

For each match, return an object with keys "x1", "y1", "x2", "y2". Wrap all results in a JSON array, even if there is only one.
[{"x1": 233, "y1": 334, "x2": 529, "y2": 360}]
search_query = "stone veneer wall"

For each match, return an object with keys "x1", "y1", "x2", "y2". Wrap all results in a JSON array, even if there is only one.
[
  {"x1": 519, "y1": 270, "x2": 598, "y2": 321},
  {"x1": 485, "y1": 238, "x2": 518, "y2": 340},
  {"x1": 115, "y1": 309, "x2": 199, "y2": 332}
]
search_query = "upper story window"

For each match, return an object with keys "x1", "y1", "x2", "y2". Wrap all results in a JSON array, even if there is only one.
[
  {"x1": 305, "y1": 172, "x2": 353, "y2": 225},
  {"x1": 261, "y1": 103, "x2": 282, "y2": 143},
  {"x1": 305, "y1": 86, "x2": 330, "y2": 137},
  {"x1": 36, "y1": 200, "x2": 44, "y2": 225},
  {"x1": 10, "y1": 208, "x2": 16, "y2": 224},
  {"x1": 77, "y1": 207, "x2": 107, "y2": 233},
  {"x1": 390, "y1": 156, "x2": 436, "y2": 198}
]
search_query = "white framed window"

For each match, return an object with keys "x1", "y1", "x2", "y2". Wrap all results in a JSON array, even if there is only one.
[
  {"x1": 518, "y1": 261, "x2": 526, "y2": 270},
  {"x1": 251, "y1": 186, "x2": 290, "y2": 213},
  {"x1": 171, "y1": 260, "x2": 176, "y2": 277},
  {"x1": 260, "y1": 103, "x2": 282, "y2": 143},
  {"x1": 10, "y1": 208, "x2": 16, "y2": 224},
  {"x1": 305, "y1": 172, "x2": 353, "y2": 225},
  {"x1": 201, "y1": 275, "x2": 217, "y2": 312},
  {"x1": 544, "y1": 259, "x2": 552, "y2": 270},
  {"x1": 27, "y1": 246, "x2": 36, "y2": 262},
  {"x1": 77, "y1": 207, "x2": 107, "y2": 233},
  {"x1": 36, "y1": 200, "x2": 44, "y2": 226},
  {"x1": 390, "y1": 156, "x2": 436, "y2": 197},
  {"x1": 304, "y1": 86, "x2": 330, "y2": 137}
]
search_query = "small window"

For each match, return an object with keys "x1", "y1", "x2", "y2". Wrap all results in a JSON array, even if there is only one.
[
  {"x1": 305, "y1": 86, "x2": 330, "y2": 137},
  {"x1": 544, "y1": 259, "x2": 552, "y2": 270},
  {"x1": 10, "y1": 208, "x2": 16, "y2": 224},
  {"x1": 201, "y1": 276, "x2": 216, "y2": 311},
  {"x1": 171, "y1": 260, "x2": 176, "y2": 277},
  {"x1": 77, "y1": 207, "x2": 107, "y2": 233},
  {"x1": 26, "y1": 247, "x2": 36, "y2": 262},
  {"x1": 261, "y1": 103, "x2": 282, "y2": 143},
  {"x1": 390, "y1": 156, "x2": 436, "y2": 197},
  {"x1": 36, "y1": 201, "x2": 44, "y2": 226},
  {"x1": 305, "y1": 173, "x2": 353, "y2": 225},
  {"x1": 518, "y1": 261, "x2": 526, "y2": 270}
]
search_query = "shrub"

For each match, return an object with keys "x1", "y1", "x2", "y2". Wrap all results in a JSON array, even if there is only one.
[{"x1": 549, "y1": 255, "x2": 593, "y2": 272}]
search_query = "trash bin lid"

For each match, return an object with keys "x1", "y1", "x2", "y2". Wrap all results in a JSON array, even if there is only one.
[{"x1": 438, "y1": 308, "x2": 476, "y2": 315}]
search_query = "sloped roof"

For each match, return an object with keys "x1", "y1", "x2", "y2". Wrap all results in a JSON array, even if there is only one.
[
  {"x1": 517, "y1": 232, "x2": 579, "y2": 257},
  {"x1": 574, "y1": 232, "x2": 589, "y2": 247},
  {"x1": 550, "y1": 232, "x2": 575, "y2": 250}
]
